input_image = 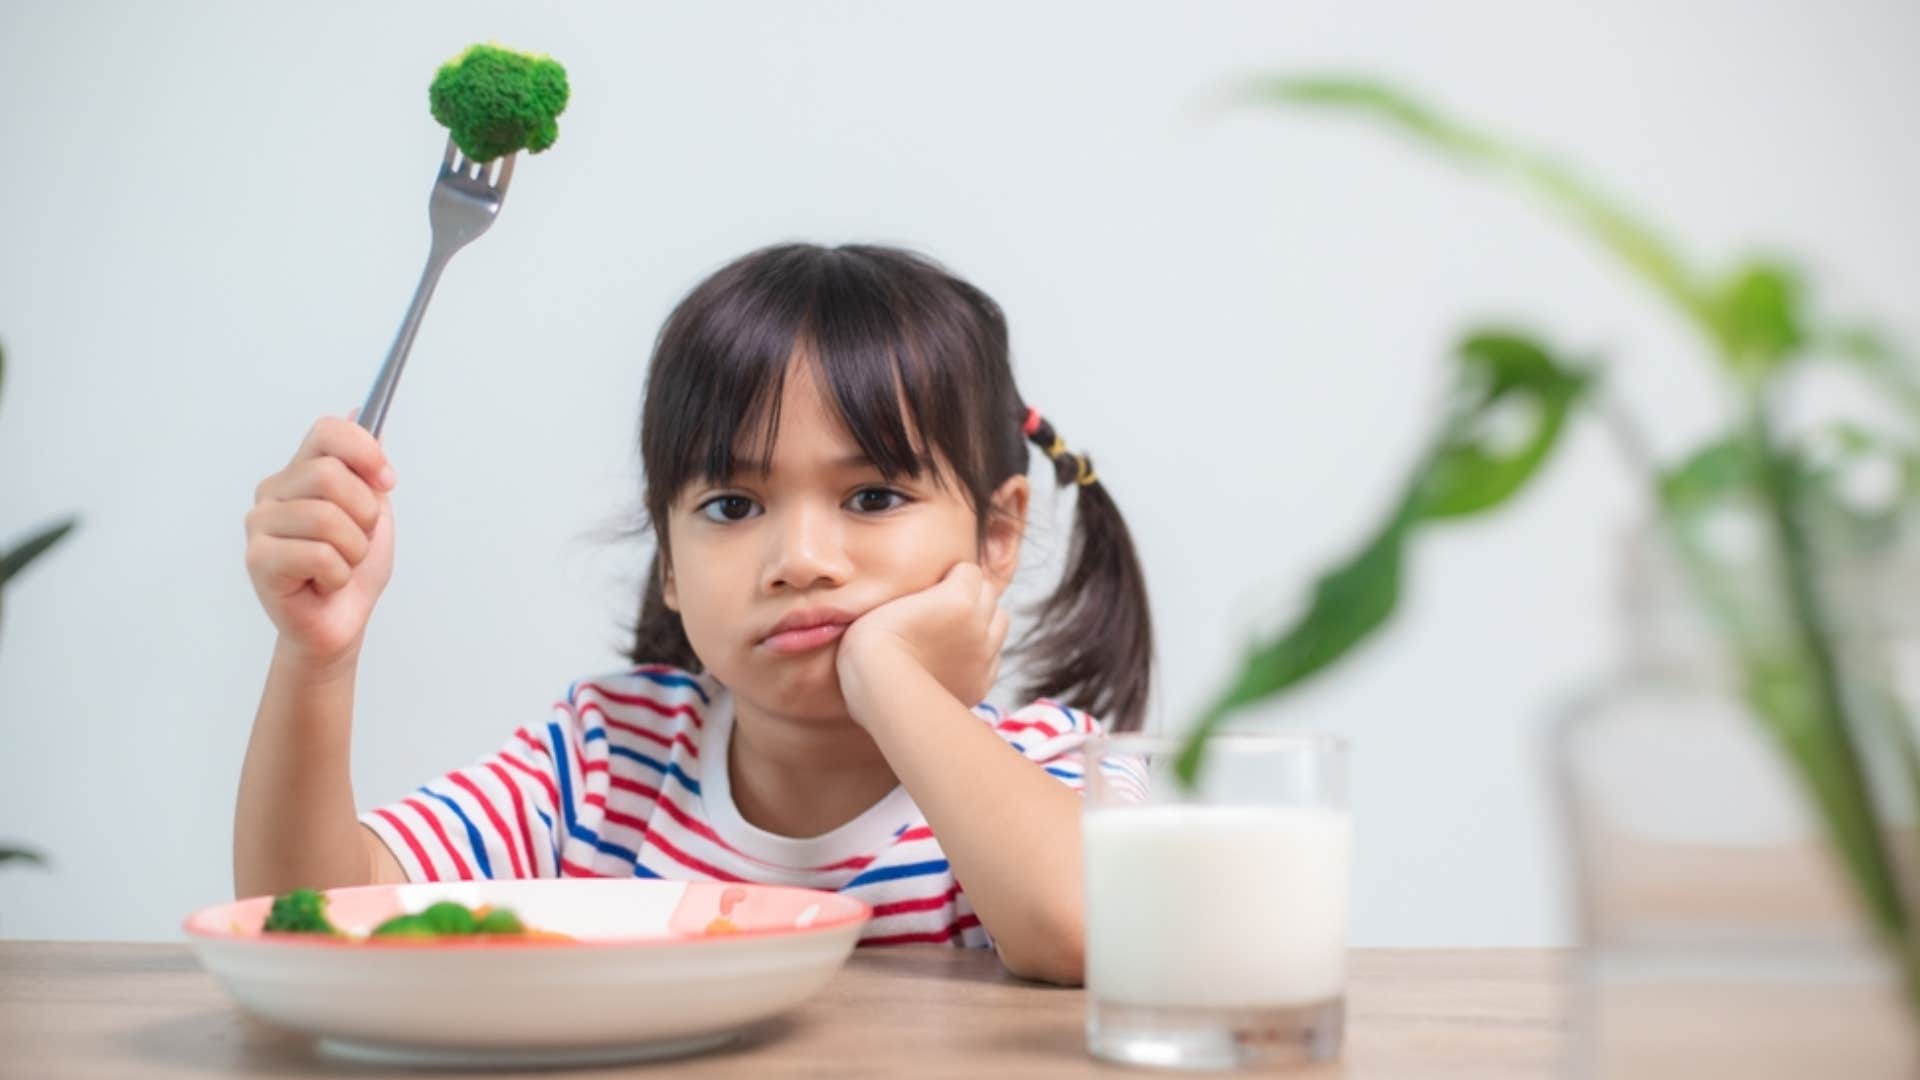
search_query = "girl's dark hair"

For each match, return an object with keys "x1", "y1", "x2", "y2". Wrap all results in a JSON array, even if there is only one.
[{"x1": 627, "y1": 243, "x2": 1153, "y2": 732}]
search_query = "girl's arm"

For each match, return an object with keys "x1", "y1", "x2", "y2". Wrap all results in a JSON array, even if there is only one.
[
  {"x1": 838, "y1": 561, "x2": 1086, "y2": 985},
  {"x1": 234, "y1": 415, "x2": 407, "y2": 898},
  {"x1": 234, "y1": 641, "x2": 407, "y2": 898},
  {"x1": 843, "y1": 659, "x2": 1086, "y2": 985}
]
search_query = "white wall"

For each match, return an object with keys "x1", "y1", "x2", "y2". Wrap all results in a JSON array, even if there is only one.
[{"x1": 2, "y1": 0, "x2": 1915, "y2": 944}]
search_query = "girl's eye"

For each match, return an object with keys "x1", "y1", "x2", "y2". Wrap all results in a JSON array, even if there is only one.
[
  {"x1": 698, "y1": 495, "x2": 761, "y2": 523},
  {"x1": 848, "y1": 488, "x2": 909, "y2": 514}
]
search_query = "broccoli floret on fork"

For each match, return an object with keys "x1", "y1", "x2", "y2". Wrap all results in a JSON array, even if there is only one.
[{"x1": 429, "y1": 43, "x2": 570, "y2": 163}]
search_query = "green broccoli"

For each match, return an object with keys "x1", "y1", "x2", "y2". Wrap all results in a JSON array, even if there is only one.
[
  {"x1": 429, "y1": 44, "x2": 569, "y2": 162},
  {"x1": 417, "y1": 900, "x2": 479, "y2": 934},
  {"x1": 262, "y1": 889, "x2": 341, "y2": 936},
  {"x1": 370, "y1": 901, "x2": 527, "y2": 938},
  {"x1": 474, "y1": 908, "x2": 525, "y2": 935},
  {"x1": 369, "y1": 913, "x2": 435, "y2": 938}
]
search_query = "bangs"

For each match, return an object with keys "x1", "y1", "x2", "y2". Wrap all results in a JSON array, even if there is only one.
[{"x1": 643, "y1": 245, "x2": 994, "y2": 506}]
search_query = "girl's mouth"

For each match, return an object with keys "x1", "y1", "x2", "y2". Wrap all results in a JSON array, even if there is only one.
[
  {"x1": 760, "y1": 605, "x2": 859, "y2": 654},
  {"x1": 760, "y1": 622, "x2": 848, "y2": 655}
]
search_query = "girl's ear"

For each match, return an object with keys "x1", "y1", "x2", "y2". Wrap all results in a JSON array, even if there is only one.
[
  {"x1": 981, "y1": 474, "x2": 1031, "y2": 593},
  {"x1": 660, "y1": 559, "x2": 679, "y2": 612}
]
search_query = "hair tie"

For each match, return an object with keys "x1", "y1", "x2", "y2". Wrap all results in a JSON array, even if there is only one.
[
  {"x1": 1046, "y1": 435, "x2": 1067, "y2": 459},
  {"x1": 1022, "y1": 406, "x2": 1043, "y2": 438},
  {"x1": 1075, "y1": 455, "x2": 1098, "y2": 487}
]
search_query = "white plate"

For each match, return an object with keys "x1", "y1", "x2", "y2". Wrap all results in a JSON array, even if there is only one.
[{"x1": 184, "y1": 879, "x2": 870, "y2": 1067}]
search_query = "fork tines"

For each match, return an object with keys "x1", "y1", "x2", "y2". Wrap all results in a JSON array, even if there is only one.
[{"x1": 438, "y1": 135, "x2": 515, "y2": 193}]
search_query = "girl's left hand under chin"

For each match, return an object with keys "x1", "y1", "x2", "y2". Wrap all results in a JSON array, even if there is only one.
[{"x1": 837, "y1": 562, "x2": 1010, "y2": 724}]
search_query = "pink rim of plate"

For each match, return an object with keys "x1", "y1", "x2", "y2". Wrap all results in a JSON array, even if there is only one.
[{"x1": 183, "y1": 880, "x2": 873, "y2": 951}]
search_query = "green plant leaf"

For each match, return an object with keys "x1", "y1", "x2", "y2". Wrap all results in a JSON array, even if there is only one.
[
  {"x1": 1661, "y1": 435, "x2": 1762, "y2": 513},
  {"x1": 1177, "y1": 329, "x2": 1589, "y2": 782},
  {"x1": 1419, "y1": 333, "x2": 1589, "y2": 518},
  {"x1": 1212, "y1": 510, "x2": 1414, "y2": 716},
  {"x1": 1717, "y1": 261, "x2": 1805, "y2": 377},
  {"x1": 1, "y1": 518, "x2": 78, "y2": 587},
  {"x1": 1745, "y1": 657, "x2": 1907, "y2": 934},
  {"x1": 1239, "y1": 76, "x2": 1730, "y2": 357},
  {"x1": 0, "y1": 847, "x2": 48, "y2": 869}
]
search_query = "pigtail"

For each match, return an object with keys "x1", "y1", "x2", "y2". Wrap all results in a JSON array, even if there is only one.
[
  {"x1": 1017, "y1": 410, "x2": 1154, "y2": 733},
  {"x1": 626, "y1": 552, "x2": 703, "y2": 672}
]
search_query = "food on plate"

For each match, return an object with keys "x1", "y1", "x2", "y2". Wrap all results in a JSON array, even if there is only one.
[{"x1": 259, "y1": 890, "x2": 569, "y2": 941}]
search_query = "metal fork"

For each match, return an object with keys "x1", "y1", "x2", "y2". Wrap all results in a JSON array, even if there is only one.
[{"x1": 357, "y1": 136, "x2": 516, "y2": 436}]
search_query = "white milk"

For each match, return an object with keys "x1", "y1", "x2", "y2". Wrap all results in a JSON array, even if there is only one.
[{"x1": 1084, "y1": 804, "x2": 1352, "y2": 1009}]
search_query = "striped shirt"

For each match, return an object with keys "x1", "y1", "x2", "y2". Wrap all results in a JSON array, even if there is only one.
[{"x1": 359, "y1": 665, "x2": 1105, "y2": 948}]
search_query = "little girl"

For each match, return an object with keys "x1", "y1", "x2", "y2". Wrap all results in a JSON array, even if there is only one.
[{"x1": 234, "y1": 243, "x2": 1154, "y2": 984}]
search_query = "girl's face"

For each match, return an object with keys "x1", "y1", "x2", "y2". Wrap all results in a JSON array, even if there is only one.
[{"x1": 661, "y1": 359, "x2": 1029, "y2": 722}]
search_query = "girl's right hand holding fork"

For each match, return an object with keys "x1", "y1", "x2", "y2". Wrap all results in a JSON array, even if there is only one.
[{"x1": 244, "y1": 414, "x2": 397, "y2": 667}]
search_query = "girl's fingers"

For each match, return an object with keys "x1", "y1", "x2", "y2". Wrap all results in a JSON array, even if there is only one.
[
  {"x1": 290, "y1": 414, "x2": 395, "y2": 492},
  {"x1": 973, "y1": 566, "x2": 1001, "y2": 622},
  {"x1": 988, "y1": 606, "x2": 1010, "y2": 654},
  {"x1": 265, "y1": 456, "x2": 382, "y2": 534},
  {"x1": 245, "y1": 499, "x2": 372, "y2": 567},
  {"x1": 247, "y1": 535, "x2": 353, "y2": 595}
]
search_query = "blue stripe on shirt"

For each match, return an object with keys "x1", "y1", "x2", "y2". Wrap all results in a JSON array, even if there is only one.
[
  {"x1": 609, "y1": 747, "x2": 702, "y2": 798},
  {"x1": 610, "y1": 745, "x2": 666, "y2": 773},
  {"x1": 535, "y1": 807, "x2": 558, "y2": 865},
  {"x1": 420, "y1": 786, "x2": 494, "y2": 879},
  {"x1": 547, "y1": 720, "x2": 639, "y2": 868},
  {"x1": 667, "y1": 761, "x2": 702, "y2": 797},
  {"x1": 631, "y1": 669, "x2": 711, "y2": 704},
  {"x1": 844, "y1": 859, "x2": 950, "y2": 889},
  {"x1": 1045, "y1": 766, "x2": 1083, "y2": 781}
]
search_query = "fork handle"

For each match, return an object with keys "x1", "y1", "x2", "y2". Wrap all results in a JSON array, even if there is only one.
[{"x1": 358, "y1": 248, "x2": 454, "y2": 438}]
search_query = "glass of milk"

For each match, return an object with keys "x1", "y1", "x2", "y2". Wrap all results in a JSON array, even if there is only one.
[{"x1": 1083, "y1": 732, "x2": 1350, "y2": 1070}]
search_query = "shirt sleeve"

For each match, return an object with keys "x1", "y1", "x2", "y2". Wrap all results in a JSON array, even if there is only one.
[
  {"x1": 975, "y1": 699, "x2": 1090, "y2": 792},
  {"x1": 979, "y1": 698, "x2": 1152, "y2": 802},
  {"x1": 359, "y1": 702, "x2": 578, "y2": 883}
]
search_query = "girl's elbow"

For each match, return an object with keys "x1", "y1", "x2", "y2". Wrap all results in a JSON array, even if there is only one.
[{"x1": 996, "y1": 907, "x2": 1086, "y2": 986}]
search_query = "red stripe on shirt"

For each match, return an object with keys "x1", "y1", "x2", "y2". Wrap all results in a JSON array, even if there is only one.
[
  {"x1": 404, "y1": 797, "x2": 474, "y2": 881},
  {"x1": 450, "y1": 772, "x2": 525, "y2": 879},
  {"x1": 484, "y1": 761, "x2": 541, "y2": 876},
  {"x1": 649, "y1": 790, "x2": 748, "y2": 859},
  {"x1": 600, "y1": 805, "x2": 652, "y2": 838},
  {"x1": 575, "y1": 681, "x2": 703, "y2": 725},
  {"x1": 514, "y1": 728, "x2": 552, "y2": 759},
  {"x1": 810, "y1": 853, "x2": 878, "y2": 872},
  {"x1": 996, "y1": 719, "x2": 1062, "y2": 738},
  {"x1": 562, "y1": 722, "x2": 595, "y2": 784},
  {"x1": 645, "y1": 829, "x2": 745, "y2": 882},
  {"x1": 610, "y1": 774, "x2": 661, "y2": 802},
  {"x1": 583, "y1": 789, "x2": 658, "y2": 845},
  {"x1": 870, "y1": 884, "x2": 964, "y2": 918},
  {"x1": 860, "y1": 914, "x2": 981, "y2": 947},
  {"x1": 372, "y1": 807, "x2": 439, "y2": 883},
  {"x1": 601, "y1": 773, "x2": 747, "y2": 863},
  {"x1": 501, "y1": 750, "x2": 560, "y2": 809},
  {"x1": 580, "y1": 703, "x2": 671, "y2": 749},
  {"x1": 561, "y1": 856, "x2": 602, "y2": 877}
]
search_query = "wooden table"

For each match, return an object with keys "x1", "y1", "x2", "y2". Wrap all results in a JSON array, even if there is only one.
[{"x1": 0, "y1": 943, "x2": 1566, "y2": 1078}]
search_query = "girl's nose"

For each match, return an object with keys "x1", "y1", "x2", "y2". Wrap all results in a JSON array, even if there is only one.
[{"x1": 761, "y1": 502, "x2": 853, "y2": 593}]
